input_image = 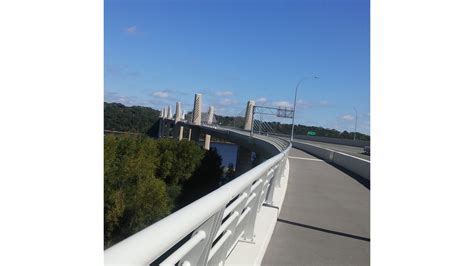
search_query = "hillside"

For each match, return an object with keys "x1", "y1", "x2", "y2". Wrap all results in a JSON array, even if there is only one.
[{"x1": 104, "y1": 102, "x2": 161, "y2": 136}]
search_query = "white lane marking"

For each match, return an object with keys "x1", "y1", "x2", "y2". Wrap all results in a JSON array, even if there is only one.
[
  {"x1": 334, "y1": 150, "x2": 371, "y2": 163},
  {"x1": 293, "y1": 140, "x2": 371, "y2": 163},
  {"x1": 288, "y1": 156, "x2": 323, "y2": 162}
]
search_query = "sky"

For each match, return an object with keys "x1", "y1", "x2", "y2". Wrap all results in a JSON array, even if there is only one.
[{"x1": 105, "y1": 0, "x2": 370, "y2": 134}]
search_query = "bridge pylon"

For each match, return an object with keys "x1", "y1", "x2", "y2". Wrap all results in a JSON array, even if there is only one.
[
  {"x1": 244, "y1": 100, "x2": 255, "y2": 131},
  {"x1": 190, "y1": 93, "x2": 202, "y2": 142},
  {"x1": 204, "y1": 106, "x2": 214, "y2": 150},
  {"x1": 174, "y1": 102, "x2": 184, "y2": 140},
  {"x1": 167, "y1": 105, "x2": 173, "y2": 119}
]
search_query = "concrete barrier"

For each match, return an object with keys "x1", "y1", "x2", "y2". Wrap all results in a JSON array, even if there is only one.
[
  {"x1": 332, "y1": 152, "x2": 370, "y2": 180},
  {"x1": 292, "y1": 141, "x2": 370, "y2": 180},
  {"x1": 271, "y1": 133, "x2": 370, "y2": 148},
  {"x1": 292, "y1": 141, "x2": 334, "y2": 161}
]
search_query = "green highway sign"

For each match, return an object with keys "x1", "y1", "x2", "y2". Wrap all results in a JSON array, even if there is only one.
[{"x1": 307, "y1": 131, "x2": 316, "y2": 136}]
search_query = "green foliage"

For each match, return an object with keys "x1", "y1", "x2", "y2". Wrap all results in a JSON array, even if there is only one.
[
  {"x1": 213, "y1": 114, "x2": 245, "y2": 129},
  {"x1": 104, "y1": 134, "x2": 223, "y2": 248},
  {"x1": 104, "y1": 102, "x2": 161, "y2": 136},
  {"x1": 104, "y1": 135, "x2": 206, "y2": 248},
  {"x1": 129, "y1": 177, "x2": 170, "y2": 233},
  {"x1": 154, "y1": 139, "x2": 205, "y2": 185},
  {"x1": 192, "y1": 147, "x2": 223, "y2": 185},
  {"x1": 224, "y1": 163, "x2": 236, "y2": 182},
  {"x1": 178, "y1": 148, "x2": 224, "y2": 208}
]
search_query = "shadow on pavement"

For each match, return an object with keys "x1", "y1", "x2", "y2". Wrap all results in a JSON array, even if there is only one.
[{"x1": 277, "y1": 218, "x2": 370, "y2": 242}]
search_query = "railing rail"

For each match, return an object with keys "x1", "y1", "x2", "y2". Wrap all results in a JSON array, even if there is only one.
[{"x1": 105, "y1": 138, "x2": 291, "y2": 266}]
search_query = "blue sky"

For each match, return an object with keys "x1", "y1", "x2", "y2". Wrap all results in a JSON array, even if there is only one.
[{"x1": 105, "y1": 0, "x2": 370, "y2": 134}]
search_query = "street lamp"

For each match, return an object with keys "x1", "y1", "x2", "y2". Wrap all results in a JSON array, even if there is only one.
[
  {"x1": 353, "y1": 107, "x2": 358, "y2": 141},
  {"x1": 290, "y1": 76, "x2": 319, "y2": 141}
]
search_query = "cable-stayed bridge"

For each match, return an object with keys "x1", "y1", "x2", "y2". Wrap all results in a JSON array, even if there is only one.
[{"x1": 104, "y1": 93, "x2": 370, "y2": 266}]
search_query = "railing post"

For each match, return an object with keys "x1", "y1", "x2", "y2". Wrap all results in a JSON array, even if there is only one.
[
  {"x1": 209, "y1": 213, "x2": 238, "y2": 265},
  {"x1": 258, "y1": 168, "x2": 273, "y2": 211},
  {"x1": 225, "y1": 186, "x2": 252, "y2": 256},
  {"x1": 265, "y1": 165, "x2": 279, "y2": 205},
  {"x1": 242, "y1": 176, "x2": 264, "y2": 241},
  {"x1": 173, "y1": 208, "x2": 225, "y2": 266},
  {"x1": 275, "y1": 159, "x2": 285, "y2": 188}
]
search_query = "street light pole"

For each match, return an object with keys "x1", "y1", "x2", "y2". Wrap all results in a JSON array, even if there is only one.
[
  {"x1": 353, "y1": 107, "x2": 358, "y2": 141},
  {"x1": 290, "y1": 76, "x2": 319, "y2": 141}
]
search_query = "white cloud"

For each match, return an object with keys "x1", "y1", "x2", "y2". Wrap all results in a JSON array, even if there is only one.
[
  {"x1": 220, "y1": 98, "x2": 237, "y2": 106},
  {"x1": 272, "y1": 101, "x2": 293, "y2": 108},
  {"x1": 105, "y1": 92, "x2": 140, "y2": 106},
  {"x1": 124, "y1": 26, "x2": 137, "y2": 34},
  {"x1": 216, "y1": 91, "x2": 233, "y2": 97},
  {"x1": 341, "y1": 114, "x2": 354, "y2": 121},
  {"x1": 153, "y1": 91, "x2": 169, "y2": 98},
  {"x1": 255, "y1": 97, "x2": 267, "y2": 104},
  {"x1": 319, "y1": 100, "x2": 329, "y2": 106},
  {"x1": 295, "y1": 99, "x2": 313, "y2": 110}
]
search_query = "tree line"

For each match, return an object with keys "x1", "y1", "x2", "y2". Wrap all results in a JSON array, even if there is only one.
[{"x1": 104, "y1": 102, "x2": 161, "y2": 136}]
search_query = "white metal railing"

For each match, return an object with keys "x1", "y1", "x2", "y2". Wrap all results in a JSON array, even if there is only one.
[{"x1": 104, "y1": 141, "x2": 291, "y2": 266}]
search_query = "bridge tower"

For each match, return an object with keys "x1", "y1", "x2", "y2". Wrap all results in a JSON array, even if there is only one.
[
  {"x1": 174, "y1": 102, "x2": 184, "y2": 140},
  {"x1": 190, "y1": 93, "x2": 202, "y2": 142},
  {"x1": 204, "y1": 106, "x2": 214, "y2": 150},
  {"x1": 167, "y1": 105, "x2": 173, "y2": 119},
  {"x1": 244, "y1": 100, "x2": 255, "y2": 131},
  {"x1": 158, "y1": 107, "x2": 165, "y2": 138},
  {"x1": 192, "y1": 93, "x2": 202, "y2": 125}
]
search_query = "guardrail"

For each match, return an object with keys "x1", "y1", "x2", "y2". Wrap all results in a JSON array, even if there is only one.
[
  {"x1": 270, "y1": 132, "x2": 370, "y2": 148},
  {"x1": 219, "y1": 126, "x2": 289, "y2": 152},
  {"x1": 104, "y1": 139, "x2": 291, "y2": 266}
]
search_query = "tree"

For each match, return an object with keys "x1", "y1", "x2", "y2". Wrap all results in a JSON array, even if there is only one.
[
  {"x1": 224, "y1": 163, "x2": 236, "y2": 182},
  {"x1": 104, "y1": 102, "x2": 161, "y2": 136},
  {"x1": 178, "y1": 148, "x2": 224, "y2": 208},
  {"x1": 104, "y1": 135, "x2": 172, "y2": 247},
  {"x1": 104, "y1": 135, "x2": 212, "y2": 248}
]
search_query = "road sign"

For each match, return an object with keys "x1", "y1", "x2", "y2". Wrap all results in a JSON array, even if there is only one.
[
  {"x1": 307, "y1": 131, "x2": 316, "y2": 136},
  {"x1": 253, "y1": 105, "x2": 294, "y2": 118}
]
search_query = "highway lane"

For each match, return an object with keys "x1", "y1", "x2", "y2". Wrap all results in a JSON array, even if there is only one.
[
  {"x1": 293, "y1": 139, "x2": 370, "y2": 161},
  {"x1": 262, "y1": 148, "x2": 370, "y2": 265}
]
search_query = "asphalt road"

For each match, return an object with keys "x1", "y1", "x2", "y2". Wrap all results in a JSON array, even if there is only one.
[
  {"x1": 262, "y1": 148, "x2": 370, "y2": 266},
  {"x1": 293, "y1": 139, "x2": 370, "y2": 161}
]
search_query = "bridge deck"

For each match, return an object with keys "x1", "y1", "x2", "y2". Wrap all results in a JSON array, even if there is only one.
[{"x1": 262, "y1": 148, "x2": 370, "y2": 266}]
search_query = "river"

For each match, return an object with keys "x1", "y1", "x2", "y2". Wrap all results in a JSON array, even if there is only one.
[
  {"x1": 210, "y1": 142, "x2": 238, "y2": 168},
  {"x1": 199, "y1": 142, "x2": 238, "y2": 169}
]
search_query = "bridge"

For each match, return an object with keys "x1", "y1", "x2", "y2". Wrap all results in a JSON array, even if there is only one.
[{"x1": 104, "y1": 93, "x2": 370, "y2": 265}]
